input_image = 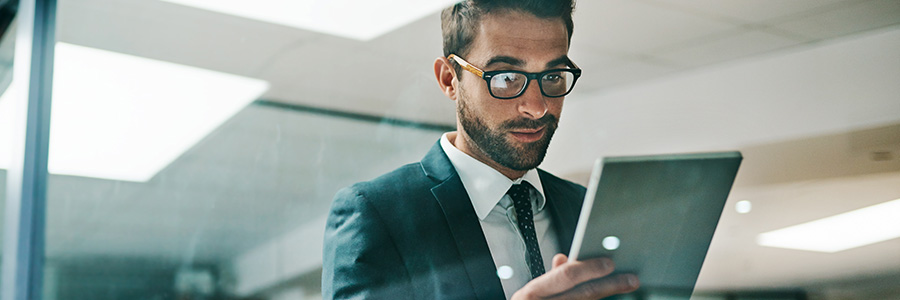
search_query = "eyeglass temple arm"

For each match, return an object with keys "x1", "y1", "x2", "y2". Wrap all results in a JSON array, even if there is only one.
[
  {"x1": 567, "y1": 57, "x2": 581, "y2": 70},
  {"x1": 448, "y1": 54, "x2": 484, "y2": 77}
]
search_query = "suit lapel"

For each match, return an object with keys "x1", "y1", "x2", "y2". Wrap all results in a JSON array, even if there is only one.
[
  {"x1": 540, "y1": 170, "x2": 581, "y2": 255},
  {"x1": 422, "y1": 142, "x2": 505, "y2": 300}
]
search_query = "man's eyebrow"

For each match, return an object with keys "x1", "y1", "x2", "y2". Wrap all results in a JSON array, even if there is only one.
[
  {"x1": 483, "y1": 55, "x2": 572, "y2": 69},
  {"x1": 546, "y1": 56, "x2": 570, "y2": 68},
  {"x1": 484, "y1": 56, "x2": 525, "y2": 68}
]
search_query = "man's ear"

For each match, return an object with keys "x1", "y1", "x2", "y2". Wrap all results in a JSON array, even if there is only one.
[{"x1": 434, "y1": 57, "x2": 458, "y2": 101}]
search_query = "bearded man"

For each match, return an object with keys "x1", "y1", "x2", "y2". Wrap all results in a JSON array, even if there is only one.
[{"x1": 323, "y1": 1, "x2": 639, "y2": 299}]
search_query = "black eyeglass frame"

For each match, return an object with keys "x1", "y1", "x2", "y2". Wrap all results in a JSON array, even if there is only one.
[{"x1": 448, "y1": 54, "x2": 583, "y2": 99}]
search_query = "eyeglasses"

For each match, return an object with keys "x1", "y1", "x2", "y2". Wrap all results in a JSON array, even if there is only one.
[{"x1": 448, "y1": 54, "x2": 582, "y2": 99}]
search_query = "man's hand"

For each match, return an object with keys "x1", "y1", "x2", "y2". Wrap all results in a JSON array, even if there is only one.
[{"x1": 511, "y1": 254, "x2": 639, "y2": 300}]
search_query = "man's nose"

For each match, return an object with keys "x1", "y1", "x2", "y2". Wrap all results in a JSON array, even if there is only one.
[{"x1": 516, "y1": 80, "x2": 549, "y2": 119}]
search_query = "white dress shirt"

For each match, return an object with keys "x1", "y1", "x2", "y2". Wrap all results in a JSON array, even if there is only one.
[{"x1": 440, "y1": 133, "x2": 559, "y2": 299}]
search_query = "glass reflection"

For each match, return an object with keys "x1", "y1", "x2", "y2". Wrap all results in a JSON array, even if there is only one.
[{"x1": 29, "y1": 0, "x2": 900, "y2": 299}]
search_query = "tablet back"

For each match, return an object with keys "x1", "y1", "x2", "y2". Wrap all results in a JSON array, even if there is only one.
[{"x1": 570, "y1": 151, "x2": 742, "y2": 296}]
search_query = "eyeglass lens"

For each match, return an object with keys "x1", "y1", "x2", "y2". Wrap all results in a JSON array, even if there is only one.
[{"x1": 490, "y1": 70, "x2": 576, "y2": 98}]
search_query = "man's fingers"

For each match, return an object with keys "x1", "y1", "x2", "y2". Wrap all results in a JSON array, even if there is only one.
[
  {"x1": 548, "y1": 273, "x2": 640, "y2": 300},
  {"x1": 521, "y1": 257, "x2": 616, "y2": 296}
]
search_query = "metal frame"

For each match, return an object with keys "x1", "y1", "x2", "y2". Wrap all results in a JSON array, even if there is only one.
[{"x1": 1, "y1": 0, "x2": 57, "y2": 299}]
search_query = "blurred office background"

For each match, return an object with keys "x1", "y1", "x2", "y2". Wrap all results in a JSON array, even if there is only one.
[{"x1": 0, "y1": 0, "x2": 899, "y2": 299}]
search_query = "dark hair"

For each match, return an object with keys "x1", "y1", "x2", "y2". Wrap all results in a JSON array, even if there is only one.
[{"x1": 441, "y1": 0, "x2": 575, "y2": 75}]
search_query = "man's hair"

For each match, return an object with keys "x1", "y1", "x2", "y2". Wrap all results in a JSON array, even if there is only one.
[{"x1": 441, "y1": 0, "x2": 575, "y2": 75}]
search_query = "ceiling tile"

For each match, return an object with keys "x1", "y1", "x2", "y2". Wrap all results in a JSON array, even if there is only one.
[
  {"x1": 58, "y1": 0, "x2": 320, "y2": 77},
  {"x1": 260, "y1": 46, "x2": 455, "y2": 126},
  {"x1": 657, "y1": 30, "x2": 803, "y2": 68},
  {"x1": 362, "y1": 12, "x2": 444, "y2": 60},
  {"x1": 644, "y1": 0, "x2": 855, "y2": 23},
  {"x1": 575, "y1": 0, "x2": 736, "y2": 53},
  {"x1": 774, "y1": 0, "x2": 900, "y2": 40}
]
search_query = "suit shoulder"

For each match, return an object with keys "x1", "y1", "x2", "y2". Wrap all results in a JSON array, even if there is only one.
[
  {"x1": 334, "y1": 161, "x2": 432, "y2": 204},
  {"x1": 369, "y1": 161, "x2": 430, "y2": 187}
]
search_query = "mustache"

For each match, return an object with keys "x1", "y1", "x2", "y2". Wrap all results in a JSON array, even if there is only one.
[{"x1": 500, "y1": 114, "x2": 558, "y2": 131}]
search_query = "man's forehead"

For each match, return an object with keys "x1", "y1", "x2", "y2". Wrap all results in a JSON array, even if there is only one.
[{"x1": 469, "y1": 11, "x2": 569, "y2": 68}]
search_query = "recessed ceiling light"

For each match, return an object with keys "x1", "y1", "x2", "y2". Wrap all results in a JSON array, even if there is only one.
[
  {"x1": 0, "y1": 43, "x2": 269, "y2": 182},
  {"x1": 757, "y1": 198, "x2": 900, "y2": 253},
  {"x1": 160, "y1": 0, "x2": 459, "y2": 41}
]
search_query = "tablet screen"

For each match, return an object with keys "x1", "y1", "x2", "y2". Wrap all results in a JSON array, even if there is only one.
[{"x1": 569, "y1": 152, "x2": 742, "y2": 295}]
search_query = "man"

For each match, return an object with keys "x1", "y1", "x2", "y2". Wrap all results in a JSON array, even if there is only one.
[{"x1": 323, "y1": 1, "x2": 639, "y2": 299}]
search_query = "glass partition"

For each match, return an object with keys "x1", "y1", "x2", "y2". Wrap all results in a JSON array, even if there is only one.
[
  {"x1": 0, "y1": 5, "x2": 17, "y2": 292},
  {"x1": 43, "y1": 103, "x2": 441, "y2": 298},
  {"x1": 44, "y1": 1, "x2": 450, "y2": 298},
  {"x1": 31, "y1": 0, "x2": 900, "y2": 299}
]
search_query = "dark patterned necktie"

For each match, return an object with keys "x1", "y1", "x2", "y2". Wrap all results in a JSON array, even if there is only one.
[{"x1": 507, "y1": 182, "x2": 545, "y2": 279}]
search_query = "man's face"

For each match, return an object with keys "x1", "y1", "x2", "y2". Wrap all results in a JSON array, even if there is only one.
[{"x1": 455, "y1": 10, "x2": 570, "y2": 171}]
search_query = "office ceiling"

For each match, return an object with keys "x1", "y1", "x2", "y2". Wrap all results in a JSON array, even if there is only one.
[
  {"x1": 59, "y1": 0, "x2": 900, "y2": 125},
  {"x1": 1, "y1": 0, "x2": 898, "y2": 297}
]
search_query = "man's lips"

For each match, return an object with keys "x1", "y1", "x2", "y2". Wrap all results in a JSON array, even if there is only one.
[{"x1": 509, "y1": 127, "x2": 546, "y2": 142}]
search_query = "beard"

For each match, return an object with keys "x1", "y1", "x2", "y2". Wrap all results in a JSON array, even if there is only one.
[{"x1": 457, "y1": 95, "x2": 558, "y2": 171}]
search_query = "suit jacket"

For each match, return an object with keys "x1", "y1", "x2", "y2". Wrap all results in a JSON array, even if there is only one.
[{"x1": 322, "y1": 141, "x2": 586, "y2": 300}]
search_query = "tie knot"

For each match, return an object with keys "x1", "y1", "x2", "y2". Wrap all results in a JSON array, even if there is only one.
[
  {"x1": 507, "y1": 182, "x2": 534, "y2": 208},
  {"x1": 507, "y1": 181, "x2": 533, "y2": 197}
]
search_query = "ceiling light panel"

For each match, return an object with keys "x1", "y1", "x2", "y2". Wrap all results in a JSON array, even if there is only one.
[
  {"x1": 757, "y1": 198, "x2": 900, "y2": 253},
  {"x1": 0, "y1": 43, "x2": 269, "y2": 182},
  {"x1": 160, "y1": 0, "x2": 459, "y2": 41}
]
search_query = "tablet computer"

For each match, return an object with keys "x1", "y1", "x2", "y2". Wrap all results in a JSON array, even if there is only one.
[{"x1": 568, "y1": 151, "x2": 742, "y2": 297}]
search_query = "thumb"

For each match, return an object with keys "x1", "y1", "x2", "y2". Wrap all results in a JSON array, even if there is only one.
[{"x1": 552, "y1": 253, "x2": 567, "y2": 268}]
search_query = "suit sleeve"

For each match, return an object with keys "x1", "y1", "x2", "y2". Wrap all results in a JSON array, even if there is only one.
[{"x1": 322, "y1": 186, "x2": 412, "y2": 300}]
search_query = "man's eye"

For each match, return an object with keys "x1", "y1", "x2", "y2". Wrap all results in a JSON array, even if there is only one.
[{"x1": 543, "y1": 74, "x2": 562, "y2": 82}]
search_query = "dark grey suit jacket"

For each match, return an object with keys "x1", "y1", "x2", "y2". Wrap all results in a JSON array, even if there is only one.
[{"x1": 322, "y1": 141, "x2": 586, "y2": 300}]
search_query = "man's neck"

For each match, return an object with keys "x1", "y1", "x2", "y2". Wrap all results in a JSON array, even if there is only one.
[{"x1": 447, "y1": 131, "x2": 527, "y2": 180}]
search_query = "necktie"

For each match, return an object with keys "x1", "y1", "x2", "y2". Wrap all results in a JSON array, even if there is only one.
[{"x1": 507, "y1": 182, "x2": 545, "y2": 279}]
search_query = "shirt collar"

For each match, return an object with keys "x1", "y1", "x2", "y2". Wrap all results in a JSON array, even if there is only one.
[{"x1": 440, "y1": 132, "x2": 546, "y2": 220}]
